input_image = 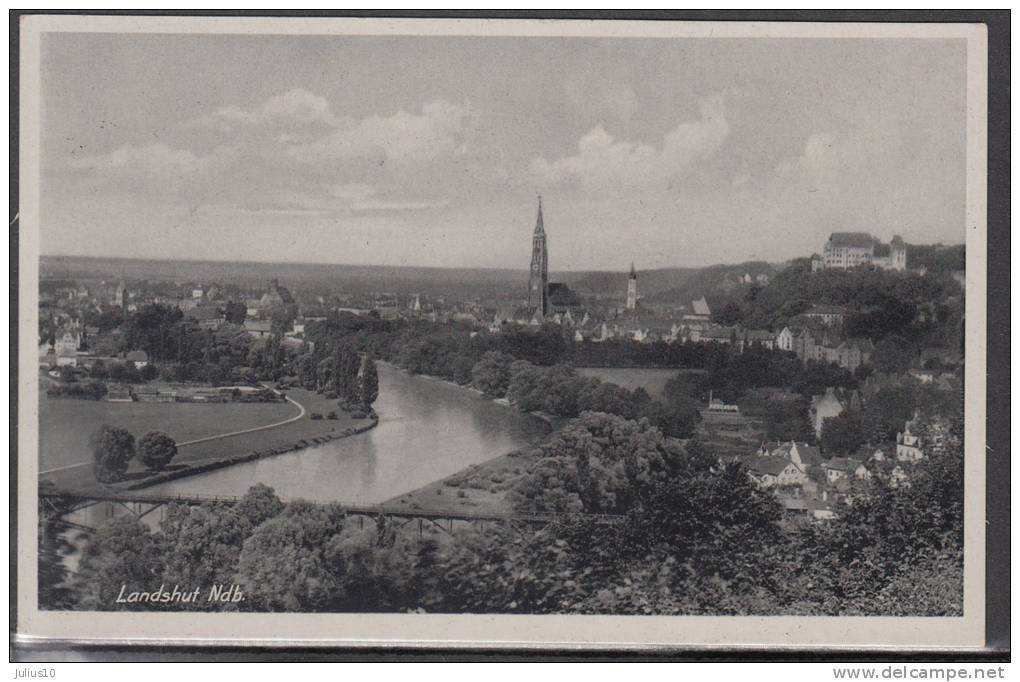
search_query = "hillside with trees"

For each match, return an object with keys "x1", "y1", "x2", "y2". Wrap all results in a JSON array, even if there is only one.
[
  {"x1": 643, "y1": 261, "x2": 780, "y2": 307},
  {"x1": 700, "y1": 259, "x2": 964, "y2": 353}
]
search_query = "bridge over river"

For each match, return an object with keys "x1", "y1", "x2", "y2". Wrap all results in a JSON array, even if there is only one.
[{"x1": 39, "y1": 489, "x2": 622, "y2": 537}]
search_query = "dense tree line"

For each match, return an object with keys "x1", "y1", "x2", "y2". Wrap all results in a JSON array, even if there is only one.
[
  {"x1": 103, "y1": 304, "x2": 298, "y2": 384},
  {"x1": 309, "y1": 318, "x2": 861, "y2": 404},
  {"x1": 46, "y1": 381, "x2": 108, "y2": 400},
  {"x1": 659, "y1": 344, "x2": 859, "y2": 405},
  {"x1": 298, "y1": 317, "x2": 878, "y2": 448}
]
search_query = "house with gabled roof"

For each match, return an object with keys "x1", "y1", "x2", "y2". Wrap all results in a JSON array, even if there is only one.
[
  {"x1": 823, "y1": 457, "x2": 865, "y2": 484},
  {"x1": 745, "y1": 456, "x2": 808, "y2": 488},
  {"x1": 125, "y1": 350, "x2": 149, "y2": 369}
]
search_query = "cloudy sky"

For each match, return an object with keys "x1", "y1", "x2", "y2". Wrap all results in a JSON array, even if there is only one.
[{"x1": 40, "y1": 32, "x2": 967, "y2": 270}]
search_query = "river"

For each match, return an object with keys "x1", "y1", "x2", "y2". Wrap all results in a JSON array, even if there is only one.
[{"x1": 143, "y1": 363, "x2": 549, "y2": 504}]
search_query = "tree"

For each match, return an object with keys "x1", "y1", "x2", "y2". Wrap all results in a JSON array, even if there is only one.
[
  {"x1": 360, "y1": 353, "x2": 379, "y2": 409},
  {"x1": 753, "y1": 392, "x2": 813, "y2": 442},
  {"x1": 38, "y1": 493, "x2": 76, "y2": 609},
  {"x1": 631, "y1": 387, "x2": 652, "y2": 406},
  {"x1": 576, "y1": 380, "x2": 635, "y2": 419},
  {"x1": 332, "y1": 346, "x2": 347, "y2": 397},
  {"x1": 160, "y1": 503, "x2": 253, "y2": 609},
  {"x1": 224, "y1": 301, "x2": 247, "y2": 325},
  {"x1": 618, "y1": 462, "x2": 785, "y2": 588},
  {"x1": 663, "y1": 371, "x2": 709, "y2": 403},
  {"x1": 68, "y1": 516, "x2": 165, "y2": 610},
  {"x1": 137, "y1": 431, "x2": 178, "y2": 471},
  {"x1": 790, "y1": 416, "x2": 964, "y2": 616},
  {"x1": 713, "y1": 300, "x2": 744, "y2": 326},
  {"x1": 90, "y1": 425, "x2": 136, "y2": 483},
  {"x1": 861, "y1": 385, "x2": 917, "y2": 442},
  {"x1": 641, "y1": 397, "x2": 702, "y2": 439},
  {"x1": 316, "y1": 355, "x2": 336, "y2": 392},
  {"x1": 872, "y1": 335, "x2": 915, "y2": 374},
  {"x1": 471, "y1": 351, "x2": 514, "y2": 397},
  {"x1": 235, "y1": 483, "x2": 285, "y2": 527},
  {"x1": 236, "y1": 500, "x2": 348, "y2": 611},
  {"x1": 322, "y1": 526, "x2": 425, "y2": 611},
  {"x1": 334, "y1": 347, "x2": 361, "y2": 405},
  {"x1": 108, "y1": 361, "x2": 141, "y2": 383},
  {"x1": 509, "y1": 412, "x2": 687, "y2": 514},
  {"x1": 819, "y1": 410, "x2": 867, "y2": 456},
  {"x1": 89, "y1": 360, "x2": 109, "y2": 380},
  {"x1": 344, "y1": 351, "x2": 362, "y2": 404},
  {"x1": 450, "y1": 355, "x2": 475, "y2": 386}
]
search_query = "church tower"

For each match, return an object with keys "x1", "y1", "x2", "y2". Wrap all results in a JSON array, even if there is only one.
[
  {"x1": 626, "y1": 262, "x2": 638, "y2": 310},
  {"x1": 528, "y1": 196, "x2": 549, "y2": 316}
]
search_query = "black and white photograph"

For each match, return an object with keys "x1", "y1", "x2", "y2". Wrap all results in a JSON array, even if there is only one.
[{"x1": 14, "y1": 14, "x2": 994, "y2": 652}]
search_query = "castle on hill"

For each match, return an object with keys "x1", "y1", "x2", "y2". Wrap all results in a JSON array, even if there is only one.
[{"x1": 811, "y1": 232, "x2": 907, "y2": 272}]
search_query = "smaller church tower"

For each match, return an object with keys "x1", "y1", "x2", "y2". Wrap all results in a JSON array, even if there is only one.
[
  {"x1": 528, "y1": 196, "x2": 549, "y2": 316},
  {"x1": 114, "y1": 280, "x2": 126, "y2": 309},
  {"x1": 626, "y1": 263, "x2": 638, "y2": 310}
]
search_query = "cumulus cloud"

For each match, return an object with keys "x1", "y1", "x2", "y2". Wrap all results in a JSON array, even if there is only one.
[
  {"x1": 531, "y1": 94, "x2": 730, "y2": 190},
  {"x1": 66, "y1": 90, "x2": 476, "y2": 213},
  {"x1": 186, "y1": 88, "x2": 339, "y2": 132},
  {"x1": 285, "y1": 100, "x2": 479, "y2": 166}
]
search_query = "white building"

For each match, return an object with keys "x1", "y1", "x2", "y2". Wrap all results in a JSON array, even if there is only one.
[
  {"x1": 776, "y1": 326, "x2": 795, "y2": 352},
  {"x1": 815, "y1": 233, "x2": 907, "y2": 271},
  {"x1": 896, "y1": 419, "x2": 925, "y2": 462}
]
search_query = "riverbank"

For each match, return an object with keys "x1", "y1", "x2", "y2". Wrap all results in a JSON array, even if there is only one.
[
  {"x1": 376, "y1": 362, "x2": 570, "y2": 514},
  {"x1": 39, "y1": 386, "x2": 380, "y2": 497},
  {"x1": 120, "y1": 415, "x2": 379, "y2": 492},
  {"x1": 383, "y1": 435, "x2": 549, "y2": 516},
  {"x1": 382, "y1": 410, "x2": 567, "y2": 516}
]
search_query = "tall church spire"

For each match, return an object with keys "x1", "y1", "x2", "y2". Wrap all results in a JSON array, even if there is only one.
[{"x1": 528, "y1": 196, "x2": 549, "y2": 316}]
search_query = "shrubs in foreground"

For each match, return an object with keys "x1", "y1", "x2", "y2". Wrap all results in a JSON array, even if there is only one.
[{"x1": 52, "y1": 412, "x2": 963, "y2": 617}]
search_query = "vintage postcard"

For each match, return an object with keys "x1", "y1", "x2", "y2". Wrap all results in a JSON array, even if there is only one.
[{"x1": 15, "y1": 15, "x2": 989, "y2": 651}]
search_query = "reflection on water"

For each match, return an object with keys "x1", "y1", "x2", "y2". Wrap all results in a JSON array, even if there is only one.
[{"x1": 145, "y1": 365, "x2": 548, "y2": 504}]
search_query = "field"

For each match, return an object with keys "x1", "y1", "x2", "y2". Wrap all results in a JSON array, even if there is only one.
[
  {"x1": 38, "y1": 386, "x2": 365, "y2": 494},
  {"x1": 39, "y1": 396, "x2": 298, "y2": 472},
  {"x1": 576, "y1": 367, "x2": 704, "y2": 400}
]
